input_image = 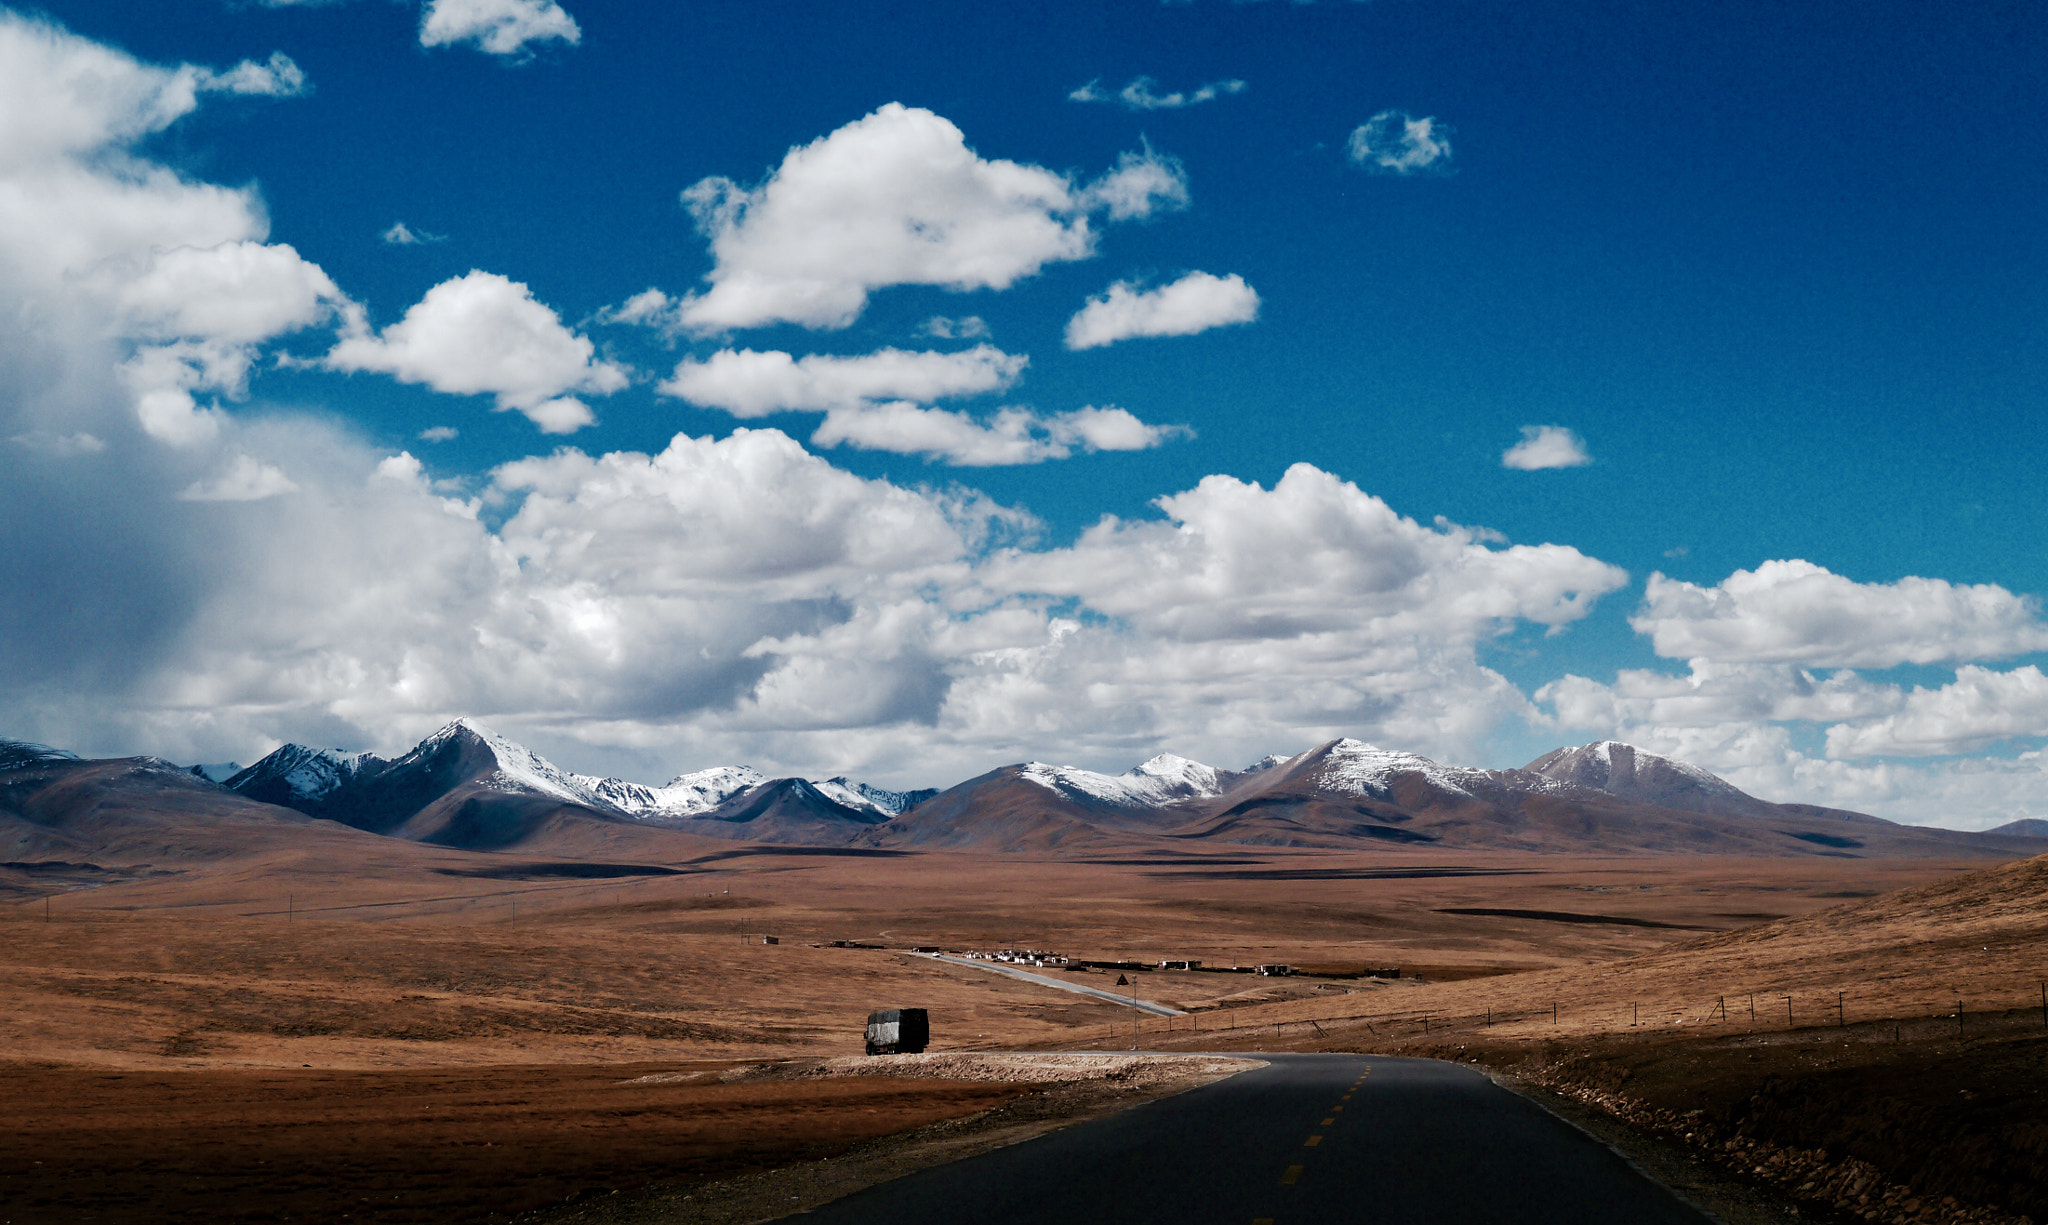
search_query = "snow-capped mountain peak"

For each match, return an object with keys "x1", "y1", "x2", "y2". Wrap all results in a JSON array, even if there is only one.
[
  {"x1": 1523, "y1": 740, "x2": 1760, "y2": 814},
  {"x1": 413, "y1": 718, "x2": 601, "y2": 807},
  {"x1": 1018, "y1": 752, "x2": 1228, "y2": 808},
  {"x1": 586, "y1": 765, "x2": 766, "y2": 819},
  {"x1": 1131, "y1": 753, "x2": 1223, "y2": 795},
  {"x1": 813, "y1": 777, "x2": 933, "y2": 817},
  {"x1": 1306, "y1": 738, "x2": 1484, "y2": 800},
  {"x1": 225, "y1": 744, "x2": 385, "y2": 802}
]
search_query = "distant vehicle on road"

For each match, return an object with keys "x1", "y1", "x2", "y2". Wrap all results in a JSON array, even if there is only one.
[{"x1": 865, "y1": 1008, "x2": 929, "y2": 1055}]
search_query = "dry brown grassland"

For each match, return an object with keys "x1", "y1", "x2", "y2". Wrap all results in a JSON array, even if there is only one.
[{"x1": 2, "y1": 844, "x2": 2041, "y2": 1223}]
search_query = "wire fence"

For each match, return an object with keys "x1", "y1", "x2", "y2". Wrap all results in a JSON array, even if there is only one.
[{"x1": 1076, "y1": 980, "x2": 2048, "y2": 1050}]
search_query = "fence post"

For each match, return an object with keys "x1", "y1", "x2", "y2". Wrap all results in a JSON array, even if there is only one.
[
  {"x1": 1838, "y1": 992, "x2": 1845, "y2": 1028},
  {"x1": 1957, "y1": 1000, "x2": 1965, "y2": 1039},
  {"x1": 1784, "y1": 996, "x2": 1793, "y2": 1029},
  {"x1": 1553, "y1": 1001, "x2": 1558, "y2": 1026},
  {"x1": 2040, "y1": 982, "x2": 2045, "y2": 1029}
]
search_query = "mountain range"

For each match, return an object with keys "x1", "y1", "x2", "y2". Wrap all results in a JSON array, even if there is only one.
[
  {"x1": 4, "y1": 720, "x2": 2044, "y2": 865},
  {"x1": 864, "y1": 736, "x2": 2041, "y2": 857},
  {"x1": 217, "y1": 720, "x2": 933, "y2": 849}
]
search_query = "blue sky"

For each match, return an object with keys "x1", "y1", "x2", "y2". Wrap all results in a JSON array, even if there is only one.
[{"x1": 5, "y1": 0, "x2": 2048, "y2": 826}]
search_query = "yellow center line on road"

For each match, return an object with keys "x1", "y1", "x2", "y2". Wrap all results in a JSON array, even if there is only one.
[
  {"x1": 1280, "y1": 1165, "x2": 1305, "y2": 1186},
  {"x1": 1305, "y1": 1135, "x2": 1322, "y2": 1147},
  {"x1": 1321, "y1": 1117, "x2": 1335, "y2": 1126}
]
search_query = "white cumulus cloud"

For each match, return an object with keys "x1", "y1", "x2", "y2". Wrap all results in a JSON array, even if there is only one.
[
  {"x1": 0, "y1": 14, "x2": 347, "y2": 446},
  {"x1": 1348, "y1": 110, "x2": 1453, "y2": 175},
  {"x1": 115, "y1": 240, "x2": 345, "y2": 345},
  {"x1": 1533, "y1": 561, "x2": 2048, "y2": 825},
  {"x1": 660, "y1": 344, "x2": 1188, "y2": 466},
  {"x1": 1631, "y1": 561, "x2": 2048, "y2": 668},
  {"x1": 1069, "y1": 76, "x2": 1246, "y2": 110},
  {"x1": 1078, "y1": 145, "x2": 1190, "y2": 221},
  {"x1": 1501, "y1": 425, "x2": 1592, "y2": 471},
  {"x1": 1825, "y1": 665, "x2": 2048, "y2": 759},
  {"x1": 810, "y1": 403, "x2": 1180, "y2": 467},
  {"x1": 420, "y1": 0, "x2": 581, "y2": 56},
  {"x1": 992, "y1": 464, "x2": 1629, "y2": 643},
  {"x1": 673, "y1": 104, "x2": 1189, "y2": 332},
  {"x1": 193, "y1": 52, "x2": 309, "y2": 98},
  {"x1": 661, "y1": 345, "x2": 1027, "y2": 417},
  {"x1": 177, "y1": 453, "x2": 300, "y2": 502},
  {"x1": 325, "y1": 270, "x2": 628, "y2": 434},
  {"x1": 1064, "y1": 272, "x2": 1260, "y2": 350}
]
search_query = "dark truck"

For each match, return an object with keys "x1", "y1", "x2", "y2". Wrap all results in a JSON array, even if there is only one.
[{"x1": 864, "y1": 1008, "x2": 929, "y2": 1055}]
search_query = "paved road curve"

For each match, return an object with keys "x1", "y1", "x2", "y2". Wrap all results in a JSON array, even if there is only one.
[
  {"x1": 918, "y1": 954, "x2": 1187, "y2": 1016},
  {"x1": 781, "y1": 1053, "x2": 1712, "y2": 1225}
]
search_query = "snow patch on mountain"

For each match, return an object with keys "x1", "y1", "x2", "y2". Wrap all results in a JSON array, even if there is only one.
[
  {"x1": 1308, "y1": 739, "x2": 1486, "y2": 800},
  {"x1": 1020, "y1": 752, "x2": 1229, "y2": 807},
  {"x1": 579, "y1": 765, "x2": 767, "y2": 818},
  {"x1": 814, "y1": 778, "x2": 931, "y2": 817},
  {"x1": 227, "y1": 744, "x2": 384, "y2": 801},
  {"x1": 1593, "y1": 740, "x2": 1739, "y2": 793}
]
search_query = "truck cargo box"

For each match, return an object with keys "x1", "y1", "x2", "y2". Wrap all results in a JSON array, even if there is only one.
[{"x1": 864, "y1": 1007, "x2": 929, "y2": 1055}]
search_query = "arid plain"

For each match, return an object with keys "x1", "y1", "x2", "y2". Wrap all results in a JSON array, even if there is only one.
[
  {"x1": 6, "y1": 832, "x2": 2044, "y2": 1224},
  {"x1": 6, "y1": 732, "x2": 2048, "y2": 1224}
]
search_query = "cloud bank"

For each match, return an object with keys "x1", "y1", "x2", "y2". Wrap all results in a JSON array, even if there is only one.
[
  {"x1": 659, "y1": 345, "x2": 1180, "y2": 465},
  {"x1": 1632, "y1": 561, "x2": 2048, "y2": 668},
  {"x1": 10, "y1": 11, "x2": 2048, "y2": 830}
]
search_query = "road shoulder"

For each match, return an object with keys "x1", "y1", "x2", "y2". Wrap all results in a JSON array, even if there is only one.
[{"x1": 1488, "y1": 1071, "x2": 1815, "y2": 1225}]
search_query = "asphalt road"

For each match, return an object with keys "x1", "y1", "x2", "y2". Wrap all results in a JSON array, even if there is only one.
[
  {"x1": 918, "y1": 954, "x2": 1187, "y2": 1016},
  {"x1": 779, "y1": 1053, "x2": 1714, "y2": 1225}
]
